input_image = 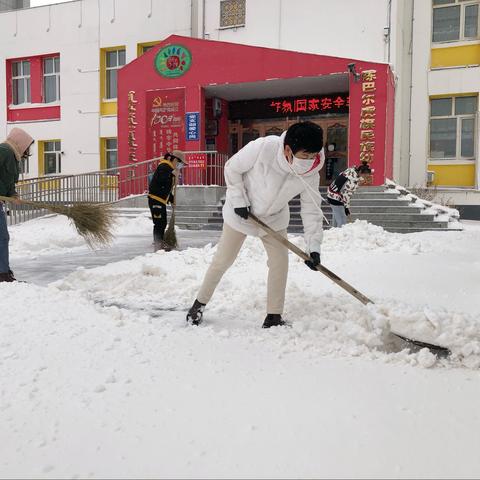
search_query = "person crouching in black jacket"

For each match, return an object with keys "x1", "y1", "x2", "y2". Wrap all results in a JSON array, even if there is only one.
[{"x1": 148, "y1": 150, "x2": 187, "y2": 249}]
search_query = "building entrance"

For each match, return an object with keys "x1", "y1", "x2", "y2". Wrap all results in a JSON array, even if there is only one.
[{"x1": 228, "y1": 116, "x2": 348, "y2": 185}]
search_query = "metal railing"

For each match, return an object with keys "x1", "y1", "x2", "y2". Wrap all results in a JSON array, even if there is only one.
[{"x1": 6, "y1": 151, "x2": 229, "y2": 225}]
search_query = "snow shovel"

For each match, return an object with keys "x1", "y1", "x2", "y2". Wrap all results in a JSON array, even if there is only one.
[{"x1": 248, "y1": 213, "x2": 451, "y2": 356}]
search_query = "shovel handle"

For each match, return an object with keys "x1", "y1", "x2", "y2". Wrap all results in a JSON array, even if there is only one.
[{"x1": 249, "y1": 213, "x2": 373, "y2": 306}]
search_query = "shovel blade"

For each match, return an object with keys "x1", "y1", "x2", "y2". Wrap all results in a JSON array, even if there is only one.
[{"x1": 391, "y1": 332, "x2": 451, "y2": 357}]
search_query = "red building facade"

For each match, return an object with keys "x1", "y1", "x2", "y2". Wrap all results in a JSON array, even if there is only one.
[{"x1": 118, "y1": 35, "x2": 394, "y2": 188}]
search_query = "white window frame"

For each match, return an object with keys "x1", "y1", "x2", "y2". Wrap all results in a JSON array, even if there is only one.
[
  {"x1": 11, "y1": 60, "x2": 31, "y2": 105},
  {"x1": 105, "y1": 138, "x2": 118, "y2": 173},
  {"x1": 432, "y1": 0, "x2": 480, "y2": 44},
  {"x1": 429, "y1": 96, "x2": 478, "y2": 163},
  {"x1": 43, "y1": 141, "x2": 62, "y2": 175},
  {"x1": 105, "y1": 49, "x2": 126, "y2": 100},
  {"x1": 43, "y1": 56, "x2": 60, "y2": 103}
]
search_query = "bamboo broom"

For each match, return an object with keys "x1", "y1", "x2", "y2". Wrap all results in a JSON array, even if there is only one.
[
  {"x1": 0, "y1": 196, "x2": 115, "y2": 248},
  {"x1": 163, "y1": 180, "x2": 178, "y2": 249}
]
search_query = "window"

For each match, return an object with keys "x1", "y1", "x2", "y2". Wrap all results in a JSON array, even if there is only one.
[
  {"x1": 432, "y1": 0, "x2": 479, "y2": 42},
  {"x1": 43, "y1": 141, "x2": 62, "y2": 175},
  {"x1": 43, "y1": 57, "x2": 60, "y2": 103},
  {"x1": 105, "y1": 49, "x2": 126, "y2": 100},
  {"x1": 220, "y1": 0, "x2": 246, "y2": 28},
  {"x1": 105, "y1": 138, "x2": 118, "y2": 172},
  {"x1": 7, "y1": 55, "x2": 61, "y2": 122},
  {"x1": 20, "y1": 157, "x2": 29, "y2": 175},
  {"x1": 430, "y1": 96, "x2": 477, "y2": 160},
  {"x1": 137, "y1": 42, "x2": 160, "y2": 57},
  {"x1": 12, "y1": 60, "x2": 31, "y2": 105}
]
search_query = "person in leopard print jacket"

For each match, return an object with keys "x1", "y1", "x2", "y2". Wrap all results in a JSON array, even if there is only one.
[{"x1": 326, "y1": 164, "x2": 368, "y2": 227}]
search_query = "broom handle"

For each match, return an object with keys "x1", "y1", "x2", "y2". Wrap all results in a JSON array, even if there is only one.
[
  {"x1": 171, "y1": 176, "x2": 177, "y2": 214},
  {"x1": 249, "y1": 213, "x2": 373, "y2": 306},
  {"x1": 0, "y1": 195, "x2": 36, "y2": 207}
]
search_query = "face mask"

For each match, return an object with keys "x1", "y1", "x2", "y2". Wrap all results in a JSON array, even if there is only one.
[
  {"x1": 176, "y1": 162, "x2": 185, "y2": 170},
  {"x1": 290, "y1": 155, "x2": 316, "y2": 175}
]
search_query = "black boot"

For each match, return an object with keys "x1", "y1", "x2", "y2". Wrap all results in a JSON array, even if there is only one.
[
  {"x1": 262, "y1": 313, "x2": 286, "y2": 328},
  {"x1": 186, "y1": 299, "x2": 206, "y2": 326}
]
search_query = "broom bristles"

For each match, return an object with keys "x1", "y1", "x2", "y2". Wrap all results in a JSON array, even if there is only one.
[
  {"x1": 0, "y1": 196, "x2": 115, "y2": 248},
  {"x1": 163, "y1": 207, "x2": 177, "y2": 249},
  {"x1": 61, "y1": 203, "x2": 115, "y2": 248}
]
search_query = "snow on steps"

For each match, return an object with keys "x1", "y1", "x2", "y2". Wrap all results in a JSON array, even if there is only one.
[{"x1": 114, "y1": 184, "x2": 463, "y2": 233}]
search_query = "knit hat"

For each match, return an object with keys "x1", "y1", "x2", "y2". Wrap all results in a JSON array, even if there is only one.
[{"x1": 5, "y1": 128, "x2": 34, "y2": 161}]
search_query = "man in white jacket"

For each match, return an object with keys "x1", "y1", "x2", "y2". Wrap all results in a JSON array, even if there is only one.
[{"x1": 187, "y1": 121, "x2": 325, "y2": 328}]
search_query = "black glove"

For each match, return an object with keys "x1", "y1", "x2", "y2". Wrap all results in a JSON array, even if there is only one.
[
  {"x1": 344, "y1": 207, "x2": 350, "y2": 216},
  {"x1": 234, "y1": 206, "x2": 250, "y2": 219},
  {"x1": 168, "y1": 193, "x2": 174, "y2": 204},
  {"x1": 305, "y1": 252, "x2": 320, "y2": 271}
]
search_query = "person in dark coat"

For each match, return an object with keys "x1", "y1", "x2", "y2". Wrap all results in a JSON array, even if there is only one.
[
  {"x1": 0, "y1": 127, "x2": 34, "y2": 282},
  {"x1": 147, "y1": 150, "x2": 187, "y2": 249}
]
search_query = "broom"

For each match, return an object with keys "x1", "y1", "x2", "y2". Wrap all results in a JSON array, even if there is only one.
[
  {"x1": 0, "y1": 195, "x2": 115, "y2": 248},
  {"x1": 163, "y1": 180, "x2": 177, "y2": 249}
]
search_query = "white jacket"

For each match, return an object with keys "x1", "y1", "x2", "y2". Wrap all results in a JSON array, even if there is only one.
[{"x1": 222, "y1": 132, "x2": 325, "y2": 254}]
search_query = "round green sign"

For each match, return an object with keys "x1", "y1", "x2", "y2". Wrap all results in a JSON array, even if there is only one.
[{"x1": 154, "y1": 45, "x2": 192, "y2": 78}]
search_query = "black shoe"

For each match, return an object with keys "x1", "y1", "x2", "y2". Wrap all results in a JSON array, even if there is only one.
[
  {"x1": 0, "y1": 272, "x2": 15, "y2": 283},
  {"x1": 262, "y1": 313, "x2": 286, "y2": 328},
  {"x1": 186, "y1": 299, "x2": 206, "y2": 326}
]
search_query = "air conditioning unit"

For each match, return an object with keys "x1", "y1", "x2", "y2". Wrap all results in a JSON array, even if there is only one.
[{"x1": 426, "y1": 170, "x2": 435, "y2": 186}]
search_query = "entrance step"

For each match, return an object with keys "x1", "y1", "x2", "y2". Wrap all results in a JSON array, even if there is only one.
[{"x1": 114, "y1": 186, "x2": 459, "y2": 234}]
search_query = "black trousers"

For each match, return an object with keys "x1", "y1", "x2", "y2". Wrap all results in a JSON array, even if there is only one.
[{"x1": 148, "y1": 198, "x2": 167, "y2": 242}]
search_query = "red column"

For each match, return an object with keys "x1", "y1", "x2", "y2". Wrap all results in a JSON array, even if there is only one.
[{"x1": 348, "y1": 63, "x2": 392, "y2": 186}]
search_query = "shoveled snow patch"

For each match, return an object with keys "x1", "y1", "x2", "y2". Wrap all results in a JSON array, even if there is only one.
[{"x1": 9, "y1": 212, "x2": 152, "y2": 257}]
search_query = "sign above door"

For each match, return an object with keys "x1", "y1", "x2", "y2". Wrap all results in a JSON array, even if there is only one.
[{"x1": 229, "y1": 93, "x2": 349, "y2": 120}]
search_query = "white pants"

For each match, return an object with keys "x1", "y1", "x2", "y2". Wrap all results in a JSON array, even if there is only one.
[{"x1": 197, "y1": 223, "x2": 289, "y2": 314}]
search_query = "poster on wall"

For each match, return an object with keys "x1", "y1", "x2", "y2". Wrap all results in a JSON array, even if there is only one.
[
  {"x1": 186, "y1": 153, "x2": 207, "y2": 169},
  {"x1": 146, "y1": 88, "x2": 185, "y2": 160}
]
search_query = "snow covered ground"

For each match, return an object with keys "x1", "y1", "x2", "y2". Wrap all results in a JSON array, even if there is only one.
[{"x1": 1, "y1": 214, "x2": 480, "y2": 478}]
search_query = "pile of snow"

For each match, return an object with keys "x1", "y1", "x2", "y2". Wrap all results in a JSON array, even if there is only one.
[
  {"x1": 385, "y1": 178, "x2": 462, "y2": 229},
  {"x1": 51, "y1": 235, "x2": 479, "y2": 370},
  {"x1": 6, "y1": 210, "x2": 479, "y2": 370},
  {"x1": 321, "y1": 219, "x2": 427, "y2": 254}
]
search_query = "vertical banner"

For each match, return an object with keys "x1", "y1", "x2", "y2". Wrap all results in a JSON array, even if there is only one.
[
  {"x1": 349, "y1": 64, "x2": 389, "y2": 186},
  {"x1": 186, "y1": 112, "x2": 200, "y2": 141},
  {"x1": 146, "y1": 88, "x2": 185, "y2": 160}
]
